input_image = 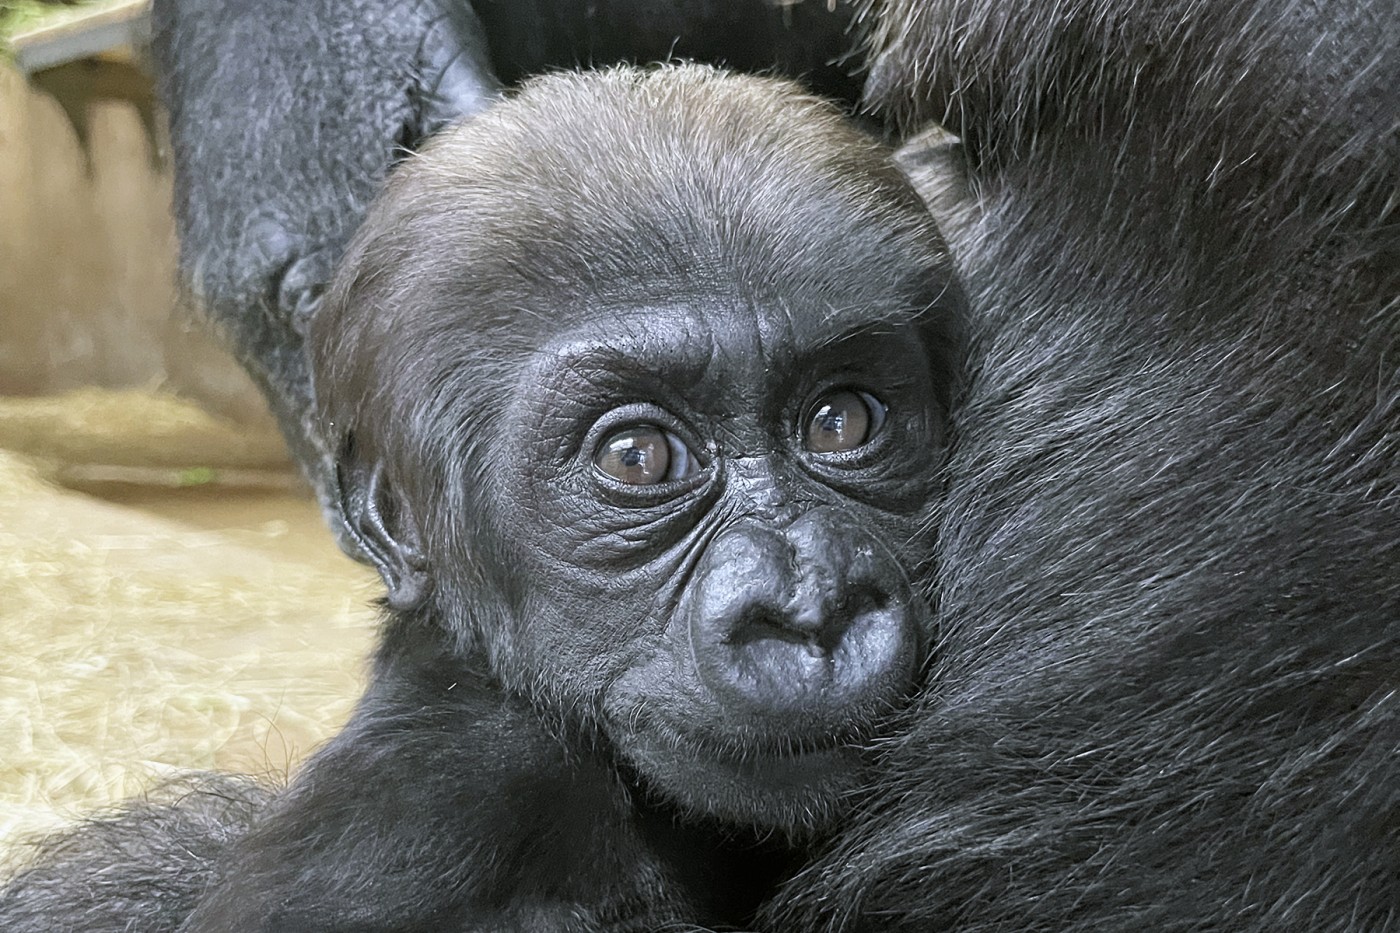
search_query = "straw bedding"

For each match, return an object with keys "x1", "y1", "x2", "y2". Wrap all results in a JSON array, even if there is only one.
[{"x1": 0, "y1": 390, "x2": 378, "y2": 855}]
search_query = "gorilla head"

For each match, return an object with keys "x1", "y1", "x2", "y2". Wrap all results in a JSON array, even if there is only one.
[{"x1": 309, "y1": 65, "x2": 964, "y2": 832}]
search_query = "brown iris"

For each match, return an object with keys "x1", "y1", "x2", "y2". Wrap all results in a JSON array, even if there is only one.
[
  {"x1": 595, "y1": 425, "x2": 696, "y2": 485},
  {"x1": 804, "y1": 389, "x2": 886, "y2": 453}
]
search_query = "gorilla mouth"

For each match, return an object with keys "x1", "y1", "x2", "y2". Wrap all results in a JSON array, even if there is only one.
[
  {"x1": 712, "y1": 741, "x2": 858, "y2": 784},
  {"x1": 609, "y1": 688, "x2": 883, "y2": 764},
  {"x1": 606, "y1": 710, "x2": 871, "y2": 832}
]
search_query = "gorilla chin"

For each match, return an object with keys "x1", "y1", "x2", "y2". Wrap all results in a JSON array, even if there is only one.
[{"x1": 613, "y1": 724, "x2": 871, "y2": 833}]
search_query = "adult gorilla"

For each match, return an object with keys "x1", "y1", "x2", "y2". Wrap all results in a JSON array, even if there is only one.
[{"x1": 6, "y1": 1, "x2": 1395, "y2": 932}]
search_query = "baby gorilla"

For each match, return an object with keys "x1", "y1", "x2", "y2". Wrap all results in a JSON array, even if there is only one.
[{"x1": 100, "y1": 66, "x2": 960, "y2": 931}]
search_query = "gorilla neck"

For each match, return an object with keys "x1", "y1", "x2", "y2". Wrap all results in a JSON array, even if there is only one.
[{"x1": 630, "y1": 789, "x2": 808, "y2": 925}]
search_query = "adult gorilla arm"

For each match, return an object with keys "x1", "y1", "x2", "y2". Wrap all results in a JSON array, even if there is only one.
[
  {"x1": 152, "y1": 0, "x2": 500, "y2": 540},
  {"x1": 151, "y1": 0, "x2": 860, "y2": 545}
]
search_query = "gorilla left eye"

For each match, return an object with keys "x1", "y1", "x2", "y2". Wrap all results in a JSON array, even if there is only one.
[
  {"x1": 594, "y1": 425, "x2": 698, "y2": 485},
  {"x1": 804, "y1": 389, "x2": 887, "y2": 454}
]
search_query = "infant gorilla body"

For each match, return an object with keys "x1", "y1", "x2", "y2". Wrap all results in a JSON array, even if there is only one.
[{"x1": 1, "y1": 66, "x2": 964, "y2": 932}]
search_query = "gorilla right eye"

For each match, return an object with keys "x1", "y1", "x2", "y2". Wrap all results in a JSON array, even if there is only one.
[{"x1": 594, "y1": 425, "x2": 697, "y2": 485}]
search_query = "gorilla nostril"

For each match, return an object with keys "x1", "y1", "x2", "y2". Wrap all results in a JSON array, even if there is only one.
[
  {"x1": 832, "y1": 585, "x2": 882, "y2": 631},
  {"x1": 696, "y1": 586, "x2": 920, "y2": 726},
  {"x1": 726, "y1": 604, "x2": 845, "y2": 663},
  {"x1": 726, "y1": 607, "x2": 809, "y2": 647},
  {"x1": 729, "y1": 583, "x2": 884, "y2": 645}
]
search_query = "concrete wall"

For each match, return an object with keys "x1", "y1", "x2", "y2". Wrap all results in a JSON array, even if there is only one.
[{"x1": 0, "y1": 60, "x2": 273, "y2": 426}]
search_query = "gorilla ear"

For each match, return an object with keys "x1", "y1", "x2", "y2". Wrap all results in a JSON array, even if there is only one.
[
  {"x1": 893, "y1": 122, "x2": 968, "y2": 223},
  {"x1": 334, "y1": 438, "x2": 431, "y2": 610}
]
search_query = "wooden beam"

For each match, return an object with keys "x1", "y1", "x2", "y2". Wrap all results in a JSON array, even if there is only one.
[{"x1": 10, "y1": 0, "x2": 151, "y2": 75}]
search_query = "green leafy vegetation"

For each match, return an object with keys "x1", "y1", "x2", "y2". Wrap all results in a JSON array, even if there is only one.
[{"x1": 1, "y1": 1, "x2": 122, "y2": 54}]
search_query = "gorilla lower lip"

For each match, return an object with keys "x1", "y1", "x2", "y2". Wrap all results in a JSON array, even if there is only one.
[{"x1": 613, "y1": 717, "x2": 866, "y2": 831}]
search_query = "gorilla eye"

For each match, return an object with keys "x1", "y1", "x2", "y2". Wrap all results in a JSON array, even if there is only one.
[
  {"x1": 595, "y1": 425, "x2": 697, "y2": 485},
  {"x1": 804, "y1": 389, "x2": 887, "y2": 454}
]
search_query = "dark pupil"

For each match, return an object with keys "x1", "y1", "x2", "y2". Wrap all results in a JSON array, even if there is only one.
[{"x1": 620, "y1": 448, "x2": 645, "y2": 467}]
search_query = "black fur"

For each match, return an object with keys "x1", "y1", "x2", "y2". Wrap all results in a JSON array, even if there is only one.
[
  {"x1": 0, "y1": 775, "x2": 269, "y2": 932},
  {"x1": 760, "y1": 1, "x2": 1399, "y2": 929},
  {"x1": 4, "y1": 1, "x2": 1396, "y2": 931}
]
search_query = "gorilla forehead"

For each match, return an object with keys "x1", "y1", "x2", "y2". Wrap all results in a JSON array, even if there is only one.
[
  {"x1": 527, "y1": 300, "x2": 927, "y2": 402},
  {"x1": 329, "y1": 64, "x2": 950, "y2": 346}
]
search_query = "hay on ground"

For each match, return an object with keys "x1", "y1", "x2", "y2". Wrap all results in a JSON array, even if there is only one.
[{"x1": 0, "y1": 391, "x2": 379, "y2": 849}]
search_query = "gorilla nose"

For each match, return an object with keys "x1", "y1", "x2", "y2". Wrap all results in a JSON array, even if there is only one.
[{"x1": 684, "y1": 512, "x2": 926, "y2": 733}]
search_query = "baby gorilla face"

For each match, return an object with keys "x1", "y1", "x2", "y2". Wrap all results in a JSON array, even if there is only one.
[
  {"x1": 495, "y1": 301, "x2": 947, "y2": 831},
  {"x1": 312, "y1": 65, "x2": 964, "y2": 836}
]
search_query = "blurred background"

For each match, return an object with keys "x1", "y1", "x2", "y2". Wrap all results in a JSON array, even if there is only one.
[{"x1": 0, "y1": 0, "x2": 377, "y2": 850}]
